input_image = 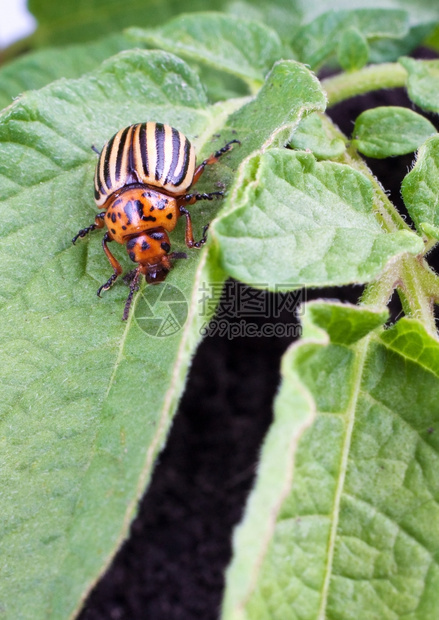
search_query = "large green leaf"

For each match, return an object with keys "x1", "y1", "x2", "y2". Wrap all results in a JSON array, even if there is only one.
[
  {"x1": 401, "y1": 136, "x2": 439, "y2": 239},
  {"x1": 0, "y1": 49, "x2": 217, "y2": 620},
  {"x1": 0, "y1": 51, "x2": 326, "y2": 619},
  {"x1": 212, "y1": 149, "x2": 424, "y2": 289},
  {"x1": 27, "y1": 0, "x2": 301, "y2": 47},
  {"x1": 128, "y1": 13, "x2": 283, "y2": 92},
  {"x1": 26, "y1": 0, "x2": 438, "y2": 51},
  {"x1": 0, "y1": 33, "x2": 133, "y2": 111},
  {"x1": 223, "y1": 302, "x2": 439, "y2": 620},
  {"x1": 27, "y1": 0, "x2": 222, "y2": 46},
  {"x1": 352, "y1": 106, "x2": 436, "y2": 159}
]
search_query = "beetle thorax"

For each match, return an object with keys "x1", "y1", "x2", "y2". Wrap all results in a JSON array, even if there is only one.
[{"x1": 104, "y1": 186, "x2": 179, "y2": 244}]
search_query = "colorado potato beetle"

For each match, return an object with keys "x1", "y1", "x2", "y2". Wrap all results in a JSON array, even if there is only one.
[{"x1": 72, "y1": 122, "x2": 239, "y2": 320}]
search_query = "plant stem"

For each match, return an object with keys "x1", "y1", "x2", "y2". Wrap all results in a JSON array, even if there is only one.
[
  {"x1": 322, "y1": 63, "x2": 407, "y2": 107},
  {"x1": 398, "y1": 256, "x2": 438, "y2": 336},
  {"x1": 360, "y1": 263, "x2": 399, "y2": 308}
]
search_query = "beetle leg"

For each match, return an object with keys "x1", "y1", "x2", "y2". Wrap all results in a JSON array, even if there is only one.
[
  {"x1": 123, "y1": 269, "x2": 138, "y2": 284},
  {"x1": 72, "y1": 212, "x2": 105, "y2": 244},
  {"x1": 122, "y1": 268, "x2": 141, "y2": 321},
  {"x1": 178, "y1": 191, "x2": 223, "y2": 206},
  {"x1": 169, "y1": 251, "x2": 187, "y2": 260},
  {"x1": 97, "y1": 233, "x2": 123, "y2": 297},
  {"x1": 179, "y1": 206, "x2": 209, "y2": 248},
  {"x1": 191, "y1": 139, "x2": 240, "y2": 185}
]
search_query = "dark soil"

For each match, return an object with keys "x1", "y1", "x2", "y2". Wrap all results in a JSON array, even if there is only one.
[{"x1": 79, "y1": 52, "x2": 439, "y2": 620}]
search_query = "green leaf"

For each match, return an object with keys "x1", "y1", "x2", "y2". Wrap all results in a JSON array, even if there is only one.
[
  {"x1": 127, "y1": 13, "x2": 284, "y2": 92},
  {"x1": 289, "y1": 111, "x2": 346, "y2": 160},
  {"x1": 302, "y1": 302, "x2": 389, "y2": 345},
  {"x1": 226, "y1": 0, "x2": 303, "y2": 45},
  {"x1": 191, "y1": 65, "x2": 249, "y2": 103},
  {"x1": 367, "y1": 22, "x2": 435, "y2": 66},
  {"x1": 400, "y1": 56, "x2": 439, "y2": 114},
  {"x1": 213, "y1": 149, "x2": 424, "y2": 289},
  {"x1": 292, "y1": 8, "x2": 409, "y2": 70},
  {"x1": 337, "y1": 26, "x2": 369, "y2": 71},
  {"x1": 0, "y1": 49, "x2": 230, "y2": 620},
  {"x1": 424, "y1": 22, "x2": 439, "y2": 52},
  {"x1": 27, "y1": 0, "x2": 221, "y2": 46},
  {"x1": 221, "y1": 310, "x2": 320, "y2": 620},
  {"x1": 0, "y1": 33, "x2": 133, "y2": 111},
  {"x1": 352, "y1": 106, "x2": 436, "y2": 159},
  {"x1": 419, "y1": 222, "x2": 439, "y2": 241},
  {"x1": 401, "y1": 135, "x2": 439, "y2": 238},
  {"x1": 207, "y1": 60, "x2": 327, "y2": 169},
  {"x1": 26, "y1": 0, "x2": 436, "y2": 50},
  {"x1": 0, "y1": 52, "x2": 326, "y2": 619},
  {"x1": 27, "y1": 0, "x2": 300, "y2": 48},
  {"x1": 223, "y1": 303, "x2": 439, "y2": 620}
]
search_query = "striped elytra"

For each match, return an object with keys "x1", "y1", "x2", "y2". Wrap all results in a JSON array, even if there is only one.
[{"x1": 94, "y1": 122, "x2": 196, "y2": 207}]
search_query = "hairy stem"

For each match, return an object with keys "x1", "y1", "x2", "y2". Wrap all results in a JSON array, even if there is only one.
[
  {"x1": 322, "y1": 62, "x2": 407, "y2": 107},
  {"x1": 397, "y1": 256, "x2": 438, "y2": 336},
  {"x1": 360, "y1": 263, "x2": 399, "y2": 308}
]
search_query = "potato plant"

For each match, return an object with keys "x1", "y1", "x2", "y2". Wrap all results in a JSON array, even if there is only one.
[{"x1": 2, "y1": 1, "x2": 439, "y2": 618}]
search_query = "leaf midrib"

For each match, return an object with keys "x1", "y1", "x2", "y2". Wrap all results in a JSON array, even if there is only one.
[
  {"x1": 70, "y1": 242, "x2": 216, "y2": 619},
  {"x1": 317, "y1": 335, "x2": 370, "y2": 619}
]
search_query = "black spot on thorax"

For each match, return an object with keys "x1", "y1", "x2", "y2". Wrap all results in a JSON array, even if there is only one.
[
  {"x1": 123, "y1": 201, "x2": 134, "y2": 225},
  {"x1": 149, "y1": 231, "x2": 164, "y2": 240},
  {"x1": 135, "y1": 200, "x2": 144, "y2": 217},
  {"x1": 157, "y1": 198, "x2": 169, "y2": 210}
]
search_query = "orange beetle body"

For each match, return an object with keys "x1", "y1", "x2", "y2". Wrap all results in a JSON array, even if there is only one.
[{"x1": 72, "y1": 121, "x2": 239, "y2": 320}]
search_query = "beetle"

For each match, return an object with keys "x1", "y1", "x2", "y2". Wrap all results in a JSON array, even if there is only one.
[{"x1": 72, "y1": 122, "x2": 239, "y2": 320}]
